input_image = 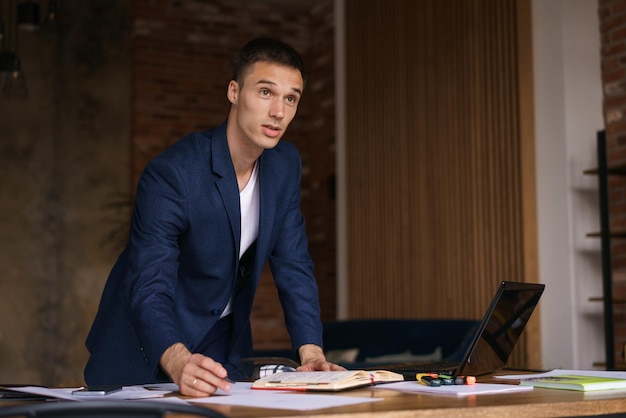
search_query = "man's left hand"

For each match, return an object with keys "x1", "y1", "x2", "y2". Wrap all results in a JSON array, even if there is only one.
[{"x1": 296, "y1": 344, "x2": 346, "y2": 371}]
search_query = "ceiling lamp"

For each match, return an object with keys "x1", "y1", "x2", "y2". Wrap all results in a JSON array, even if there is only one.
[
  {"x1": 1, "y1": 51, "x2": 26, "y2": 99},
  {"x1": 0, "y1": 0, "x2": 57, "y2": 100},
  {"x1": 0, "y1": 0, "x2": 31, "y2": 100},
  {"x1": 17, "y1": 0, "x2": 39, "y2": 31},
  {"x1": 43, "y1": 0, "x2": 55, "y2": 25}
]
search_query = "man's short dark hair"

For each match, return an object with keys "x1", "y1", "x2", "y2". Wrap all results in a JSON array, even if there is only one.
[{"x1": 232, "y1": 37, "x2": 306, "y2": 88}]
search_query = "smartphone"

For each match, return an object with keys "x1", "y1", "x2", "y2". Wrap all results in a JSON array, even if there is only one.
[{"x1": 71, "y1": 385, "x2": 123, "y2": 396}]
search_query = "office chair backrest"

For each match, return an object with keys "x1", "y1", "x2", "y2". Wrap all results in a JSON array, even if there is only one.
[{"x1": 0, "y1": 400, "x2": 227, "y2": 418}]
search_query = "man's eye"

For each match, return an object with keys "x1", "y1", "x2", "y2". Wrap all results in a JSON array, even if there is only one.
[{"x1": 260, "y1": 89, "x2": 270, "y2": 96}]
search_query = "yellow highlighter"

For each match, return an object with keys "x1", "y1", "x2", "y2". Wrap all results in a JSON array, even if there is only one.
[{"x1": 416, "y1": 373, "x2": 441, "y2": 387}]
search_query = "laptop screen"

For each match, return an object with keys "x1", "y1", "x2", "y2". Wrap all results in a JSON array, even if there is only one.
[{"x1": 457, "y1": 281, "x2": 545, "y2": 377}]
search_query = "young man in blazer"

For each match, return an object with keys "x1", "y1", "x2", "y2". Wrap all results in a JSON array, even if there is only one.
[{"x1": 84, "y1": 37, "x2": 343, "y2": 397}]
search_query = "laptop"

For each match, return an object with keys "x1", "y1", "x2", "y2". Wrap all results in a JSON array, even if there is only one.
[{"x1": 373, "y1": 281, "x2": 545, "y2": 381}]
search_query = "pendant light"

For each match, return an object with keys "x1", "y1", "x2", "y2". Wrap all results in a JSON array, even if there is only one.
[
  {"x1": 0, "y1": 0, "x2": 57, "y2": 100},
  {"x1": 41, "y1": 0, "x2": 56, "y2": 29},
  {"x1": 0, "y1": 0, "x2": 31, "y2": 100},
  {"x1": 17, "y1": 0, "x2": 39, "y2": 31},
  {"x1": 2, "y1": 50, "x2": 26, "y2": 99}
]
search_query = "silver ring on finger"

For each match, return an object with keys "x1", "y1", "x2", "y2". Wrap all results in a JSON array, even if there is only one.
[{"x1": 192, "y1": 379, "x2": 198, "y2": 387}]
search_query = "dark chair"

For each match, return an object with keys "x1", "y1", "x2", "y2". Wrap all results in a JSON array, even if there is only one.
[
  {"x1": 321, "y1": 319, "x2": 481, "y2": 368},
  {"x1": 253, "y1": 319, "x2": 481, "y2": 370},
  {"x1": 0, "y1": 400, "x2": 227, "y2": 418}
]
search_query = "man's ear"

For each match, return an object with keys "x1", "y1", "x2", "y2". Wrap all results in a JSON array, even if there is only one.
[{"x1": 227, "y1": 80, "x2": 239, "y2": 104}]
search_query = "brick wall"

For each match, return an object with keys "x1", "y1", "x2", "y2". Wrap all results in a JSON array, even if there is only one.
[
  {"x1": 600, "y1": 0, "x2": 626, "y2": 365},
  {"x1": 131, "y1": 0, "x2": 336, "y2": 352}
]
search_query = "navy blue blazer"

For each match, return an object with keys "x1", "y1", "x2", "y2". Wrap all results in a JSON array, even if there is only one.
[{"x1": 84, "y1": 122, "x2": 323, "y2": 385}]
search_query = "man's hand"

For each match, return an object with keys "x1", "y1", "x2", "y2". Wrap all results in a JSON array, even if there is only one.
[
  {"x1": 296, "y1": 344, "x2": 346, "y2": 372},
  {"x1": 160, "y1": 343, "x2": 232, "y2": 397}
]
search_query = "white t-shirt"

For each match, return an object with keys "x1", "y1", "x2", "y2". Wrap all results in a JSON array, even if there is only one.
[
  {"x1": 220, "y1": 162, "x2": 259, "y2": 318},
  {"x1": 239, "y1": 162, "x2": 260, "y2": 257}
]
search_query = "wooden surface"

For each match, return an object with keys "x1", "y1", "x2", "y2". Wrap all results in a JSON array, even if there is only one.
[
  {"x1": 4, "y1": 375, "x2": 626, "y2": 417},
  {"x1": 343, "y1": 0, "x2": 539, "y2": 371},
  {"x1": 201, "y1": 384, "x2": 626, "y2": 418},
  {"x1": 6, "y1": 381, "x2": 626, "y2": 417}
]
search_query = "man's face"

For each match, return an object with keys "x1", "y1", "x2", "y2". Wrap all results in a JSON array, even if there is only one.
[{"x1": 228, "y1": 61, "x2": 303, "y2": 151}]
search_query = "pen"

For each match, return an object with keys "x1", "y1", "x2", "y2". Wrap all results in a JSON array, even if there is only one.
[
  {"x1": 416, "y1": 373, "x2": 441, "y2": 387},
  {"x1": 225, "y1": 377, "x2": 236, "y2": 384},
  {"x1": 454, "y1": 375, "x2": 476, "y2": 385}
]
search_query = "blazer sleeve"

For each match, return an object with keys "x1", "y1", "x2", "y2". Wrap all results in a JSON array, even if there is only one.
[
  {"x1": 123, "y1": 154, "x2": 191, "y2": 365},
  {"x1": 267, "y1": 147, "x2": 324, "y2": 351}
]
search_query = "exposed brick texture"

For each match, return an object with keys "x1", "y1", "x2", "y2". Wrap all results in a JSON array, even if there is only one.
[
  {"x1": 600, "y1": 0, "x2": 626, "y2": 366},
  {"x1": 131, "y1": 0, "x2": 336, "y2": 353}
]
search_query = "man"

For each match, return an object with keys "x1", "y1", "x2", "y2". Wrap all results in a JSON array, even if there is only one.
[{"x1": 84, "y1": 37, "x2": 343, "y2": 397}]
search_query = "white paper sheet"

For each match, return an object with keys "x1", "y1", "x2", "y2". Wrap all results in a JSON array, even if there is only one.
[
  {"x1": 494, "y1": 369, "x2": 626, "y2": 381},
  {"x1": 191, "y1": 391, "x2": 382, "y2": 411},
  {"x1": 8, "y1": 385, "x2": 171, "y2": 401},
  {"x1": 176, "y1": 382, "x2": 378, "y2": 410},
  {"x1": 379, "y1": 381, "x2": 534, "y2": 397}
]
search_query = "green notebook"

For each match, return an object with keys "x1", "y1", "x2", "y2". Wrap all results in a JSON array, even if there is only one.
[{"x1": 520, "y1": 374, "x2": 626, "y2": 392}]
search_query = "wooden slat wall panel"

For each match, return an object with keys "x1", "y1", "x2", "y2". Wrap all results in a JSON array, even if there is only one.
[{"x1": 344, "y1": 0, "x2": 537, "y2": 367}]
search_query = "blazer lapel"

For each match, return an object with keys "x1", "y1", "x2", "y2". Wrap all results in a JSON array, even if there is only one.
[
  {"x1": 211, "y1": 124, "x2": 241, "y2": 254},
  {"x1": 209, "y1": 121, "x2": 286, "y2": 267}
]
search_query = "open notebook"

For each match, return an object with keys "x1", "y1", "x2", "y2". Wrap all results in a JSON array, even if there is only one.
[{"x1": 370, "y1": 281, "x2": 545, "y2": 380}]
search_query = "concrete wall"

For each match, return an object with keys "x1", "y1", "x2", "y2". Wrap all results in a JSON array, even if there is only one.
[
  {"x1": 533, "y1": 0, "x2": 606, "y2": 370},
  {"x1": 0, "y1": 0, "x2": 131, "y2": 386}
]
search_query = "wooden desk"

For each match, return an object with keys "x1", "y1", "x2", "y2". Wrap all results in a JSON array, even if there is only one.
[
  {"x1": 202, "y1": 377, "x2": 626, "y2": 418},
  {"x1": 3, "y1": 377, "x2": 626, "y2": 417}
]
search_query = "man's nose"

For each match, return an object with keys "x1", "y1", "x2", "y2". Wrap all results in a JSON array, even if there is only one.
[{"x1": 269, "y1": 99, "x2": 284, "y2": 119}]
